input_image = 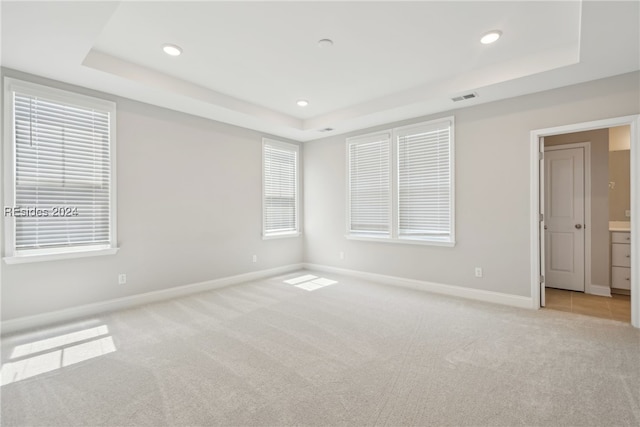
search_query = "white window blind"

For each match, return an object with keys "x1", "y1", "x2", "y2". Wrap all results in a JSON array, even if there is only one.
[
  {"x1": 6, "y1": 79, "x2": 116, "y2": 257},
  {"x1": 263, "y1": 139, "x2": 299, "y2": 237},
  {"x1": 397, "y1": 120, "x2": 453, "y2": 241},
  {"x1": 348, "y1": 133, "x2": 391, "y2": 236}
]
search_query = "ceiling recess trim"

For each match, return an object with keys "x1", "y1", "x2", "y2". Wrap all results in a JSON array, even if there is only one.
[{"x1": 83, "y1": 50, "x2": 303, "y2": 130}]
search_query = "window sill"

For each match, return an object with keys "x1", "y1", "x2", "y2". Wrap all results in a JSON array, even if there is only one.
[
  {"x1": 262, "y1": 232, "x2": 301, "y2": 240},
  {"x1": 345, "y1": 234, "x2": 455, "y2": 247},
  {"x1": 4, "y1": 247, "x2": 119, "y2": 264}
]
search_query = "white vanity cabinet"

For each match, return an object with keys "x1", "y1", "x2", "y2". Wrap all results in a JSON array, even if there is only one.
[{"x1": 611, "y1": 231, "x2": 631, "y2": 291}]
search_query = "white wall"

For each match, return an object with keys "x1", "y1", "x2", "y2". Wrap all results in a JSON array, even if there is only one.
[
  {"x1": 304, "y1": 72, "x2": 640, "y2": 297},
  {"x1": 1, "y1": 69, "x2": 303, "y2": 321},
  {"x1": 2, "y1": 69, "x2": 638, "y2": 322}
]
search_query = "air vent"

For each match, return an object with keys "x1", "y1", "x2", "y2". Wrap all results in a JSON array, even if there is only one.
[
  {"x1": 319, "y1": 127, "x2": 334, "y2": 132},
  {"x1": 451, "y1": 92, "x2": 479, "y2": 102}
]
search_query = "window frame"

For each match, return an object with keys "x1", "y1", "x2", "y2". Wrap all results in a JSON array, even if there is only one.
[
  {"x1": 345, "y1": 116, "x2": 455, "y2": 247},
  {"x1": 262, "y1": 137, "x2": 300, "y2": 239},
  {"x1": 345, "y1": 131, "x2": 393, "y2": 239},
  {"x1": 3, "y1": 77, "x2": 118, "y2": 264}
]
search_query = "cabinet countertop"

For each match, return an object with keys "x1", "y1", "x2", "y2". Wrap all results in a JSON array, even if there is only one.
[{"x1": 609, "y1": 221, "x2": 631, "y2": 232}]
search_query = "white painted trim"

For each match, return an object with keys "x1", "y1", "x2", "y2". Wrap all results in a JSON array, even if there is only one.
[
  {"x1": 544, "y1": 142, "x2": 592, "y2": 294},
  {"x1": 303, "y1": 263, "x2": 533, "y2": 309},
  {"x1": 345, "y1": 117, "x2": 456, "y2": 246},
  {"x1": 530, "y1": 115, "x2": 640, "y2": 328},
  {"x1": 4, "y1": 247, "x2": 119, "y2": 264},
  {"x1": 2, "y1": 77, "x2": 118, "y2": 259},
  {"x1": 393, "y1": 116, "x2": 456, "y2": 245},
  {"x1": 3, "y1": 77, "x2": 17, "y2": 258},
  {"x1": 588, "y1": 284, "x2": 612, "y2": 298},
  {"x1": 345, "y1": 234, "x2": 455, "y2": 247},
  {"x1": 0, "y1": 263, "x2": 303, "y2": 336},
  {"x1": 631, "y1": 117, "x2": 640, "y2": 328},
  {"x1": 539, "y1": 137, "x2": 545, "y2": 307},
  {"x1": 346, "y1": 130, "x2": 393, "y2": 237},
  {"x1": 261, "y1": 232, "x2": 301, "y2": 240},
  {"x1": 262, "y1": 138, "x2": 301, "y2": 238}
]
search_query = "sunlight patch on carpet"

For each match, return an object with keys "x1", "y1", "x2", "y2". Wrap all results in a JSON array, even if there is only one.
[
  {"x1": 284, "y1": 275, "x2": 338, "y2": 291},
  {"x1": 283, "y1": 274, "x2": 318, "y2": 285},
  {"x1": 1, "y1": 325, "x2": 116, "y2": 386}
]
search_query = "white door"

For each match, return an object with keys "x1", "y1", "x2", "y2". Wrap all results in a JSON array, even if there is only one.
[{"x1": 544, "y1": 147, "x2": 585, "y2": 292}]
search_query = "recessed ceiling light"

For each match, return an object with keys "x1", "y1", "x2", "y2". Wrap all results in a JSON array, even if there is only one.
[
  {"x1": 296, "y1": 99, "x2": 309, "y2": 107},
  {"x1": 318, "y1": 39, "x2": 333, "y2": 48},
  {"x1": 480, "y1": 30, "x2": 502, "y2": 45},
  {"x1": 162, "y1": 44, "x2": 183, "y2": 56}
]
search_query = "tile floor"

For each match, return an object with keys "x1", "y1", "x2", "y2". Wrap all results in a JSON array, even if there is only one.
[{"x1": 545, "y1": 287, "x2": 631, "y2": 322}]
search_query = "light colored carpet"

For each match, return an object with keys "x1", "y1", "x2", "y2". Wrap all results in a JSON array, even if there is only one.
[{"x1": 1, "y1": 270, "x2": 639, "y2": 426}]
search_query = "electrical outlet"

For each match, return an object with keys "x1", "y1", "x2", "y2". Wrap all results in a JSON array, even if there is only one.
[
  {"x1": 339, "y1": 251, "x2": 345, "y2": 260},
  {"x1": 118, "y1": 274, "x2": 127, "y2": 285},
  {"x1": 626, "y1": 210, "x2": 631, "y2": 218},
  {"x1": 475, "y1": 267, "x2": 483, "y2": 278},
  {"x1": 252, "y1": 255, "x2": 257, "y2": 263}
]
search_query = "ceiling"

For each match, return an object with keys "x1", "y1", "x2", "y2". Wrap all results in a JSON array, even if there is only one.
[{"x1": 1, "y1": 1, "x2": 639, "y2": 142}]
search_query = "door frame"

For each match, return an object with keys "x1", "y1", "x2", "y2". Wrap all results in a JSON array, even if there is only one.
[
  {"x1": 544, "y1": 143, "x2": 592, "y2": 295},
  {"x1": 530, "y1": 115, "x2": 640, "y2": 328}
]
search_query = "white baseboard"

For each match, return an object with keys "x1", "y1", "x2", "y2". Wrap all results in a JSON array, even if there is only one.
[
  {"x1": 587, "y1": 284, "x2": 612, "y2": 297},
  {"x1": 303, "y1": 263, "x2": 534, "y2": 309},
  {"x1": 1, "y1": 263, "x2": 303, "y2": 336}
]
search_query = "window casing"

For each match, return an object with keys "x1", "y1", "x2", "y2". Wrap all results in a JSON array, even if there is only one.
[
  {"x1": 397, "y1": 120, "x2": 453, "y2": 242},
  {"x1": 347, "y1": 132, "x2": 391, "y2": 237},
  {"x1": 262, "y1": 138, "x2": 299, "y2": 238},
  {"x1": 3, "y1": 78, "x2": 118, "y2": 263},
  {"x1": 346, "y1": 117, "x2": 455, "y2": 246}
]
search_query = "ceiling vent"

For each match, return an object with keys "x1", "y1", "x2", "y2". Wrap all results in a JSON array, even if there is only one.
[
  {"x1": 319, "y1": 127, "x2": 334, "y2": 132},
  {"x1": 451, "y1": 92, "x2": 479, "y2": 102}
]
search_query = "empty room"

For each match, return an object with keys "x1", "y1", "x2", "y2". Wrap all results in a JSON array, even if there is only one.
[{"x1": 1, "y1": 1, "x2": 639, "y2": 426}]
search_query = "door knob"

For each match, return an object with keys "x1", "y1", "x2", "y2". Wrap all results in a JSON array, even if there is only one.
[{"x1": 575, "y1": 224, "x2": 582, "y2": 229}]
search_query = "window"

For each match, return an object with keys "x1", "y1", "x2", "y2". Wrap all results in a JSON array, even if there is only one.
[
  {"x1": 347, "y1": 117, "x2": 455, "y2": 246},
  {"x1": 262, "y1": 138, "x2": 299, "y2": 238},
  {"x1": 347, "y1": 132, "x2": 391, "y2": 237},
  {"x1": 3, "y1": 78, "x2": 117, "y2": 262},
  {"x1": 397, "y1": 121, "x2": 453, "y2": 242}
]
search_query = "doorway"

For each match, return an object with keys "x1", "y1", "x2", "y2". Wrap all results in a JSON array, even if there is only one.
[{"x1": 530, "y1": 115, "x2": 639, "y2": 328}]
